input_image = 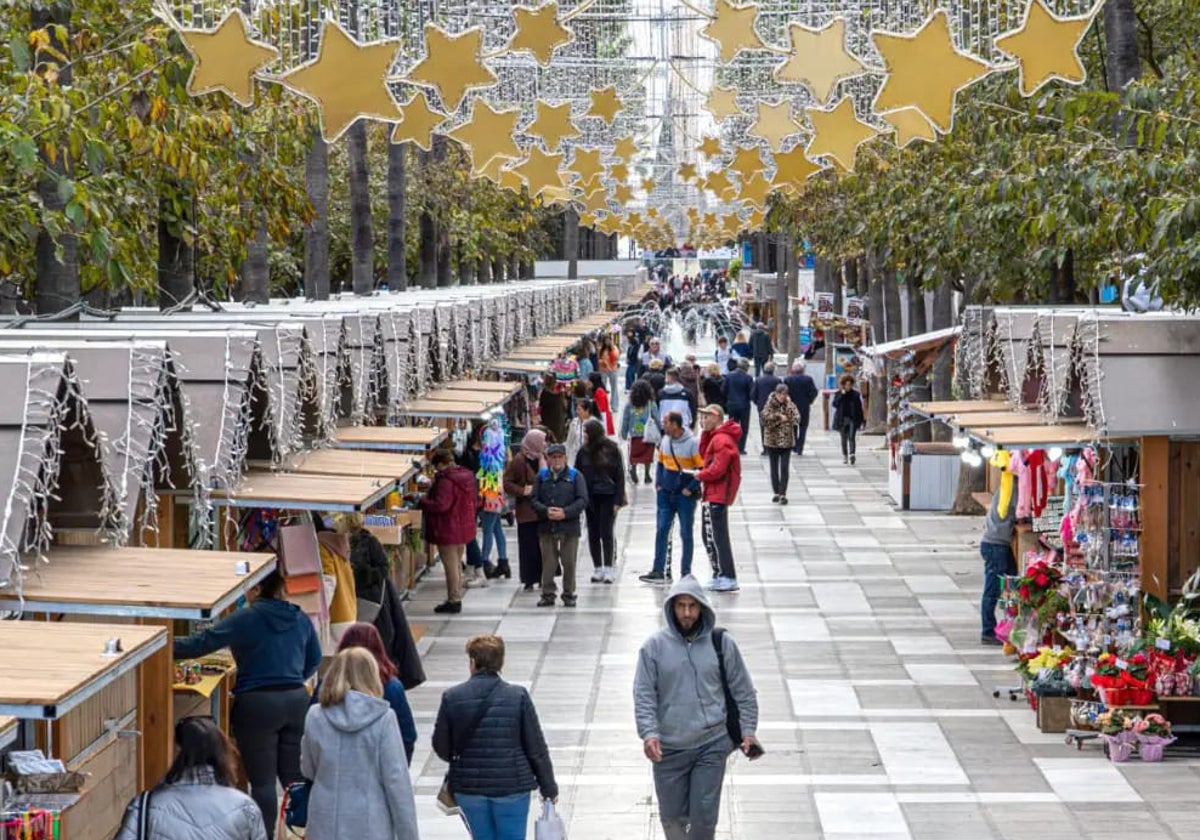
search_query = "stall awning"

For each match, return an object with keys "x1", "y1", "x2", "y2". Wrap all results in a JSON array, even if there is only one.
[
  {"x1": 862, "y1": 326, "x2": 962, "y2": 360},
  {"x1": 0, "y1": 547, "x2": 275, "y2": 620},
  {"x1": 487, "y1": 359, "x2": 550, "y2": 375},
  {"x1": 0, "y1": 622, "x2": 167, "y2": 720},
  {"x1": 910, "y1": 399, "x2": 1014, "y2": 416},
  {"x1": 213, "y1": 471, "x2": 395, "y2": 512},
  {"x1": 425, "y1": 381, "x2": 522, "y2": 404},
  {"x1": 403, "y1": 397, "x2": 501, "y2": 419},
  {"x1": 969, "y1": 424, "x2": 1119, "y2": 448},
  {"x1": 942, "y1": 410, "x2": 1084, "y2": 428},
  {"x1": 331, "y1": 426, "x2": 448, "y2": 452},
  {"x1": 283, "y1": 450, "x2": 421, "y2": 484}
]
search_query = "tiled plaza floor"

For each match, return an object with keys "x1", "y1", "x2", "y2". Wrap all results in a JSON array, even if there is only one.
[{"x1": 402, "y1": 363, "x2": 1200, "y2": 839}]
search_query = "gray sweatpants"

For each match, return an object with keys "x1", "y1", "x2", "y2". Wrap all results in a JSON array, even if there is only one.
[{"x1": 652, "y1": 733, "x2": 734, "y2": 840}]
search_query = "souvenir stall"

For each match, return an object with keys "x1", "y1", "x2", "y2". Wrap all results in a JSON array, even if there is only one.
[{"x1": 809, "y1": 313, "x2": 870, "y2": 430}]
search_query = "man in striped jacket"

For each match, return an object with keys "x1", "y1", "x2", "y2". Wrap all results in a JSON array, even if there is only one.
[{"x1": 640, "y1": 411, "x2": 704, "y2": 584}]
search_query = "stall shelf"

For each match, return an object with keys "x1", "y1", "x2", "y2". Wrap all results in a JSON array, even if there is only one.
[
  {"x1": 331, "y1": 425, "x2": 447, "y2": 453},
  {"x1": 212, "y1": 471, "x2": 396, "y2": 513},
  {"x1": 280, "y1": 449, "x2": 421, "y2": 484}
]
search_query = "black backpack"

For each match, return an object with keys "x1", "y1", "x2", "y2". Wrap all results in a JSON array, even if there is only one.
[{"x1": 712, "y1": 628, "x2": 741, "y2": 745}]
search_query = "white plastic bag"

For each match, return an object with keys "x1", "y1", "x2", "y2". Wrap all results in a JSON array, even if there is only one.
[{"x1": 534, "y1": 799, "x2": 566, "y2": 840}]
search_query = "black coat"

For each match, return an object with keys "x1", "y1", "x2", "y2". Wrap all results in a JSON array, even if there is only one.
[
  {"x1": 784, "y1": 373, "x2": 819, "y2": 422},
  {"x1": 575, "y1": 444, "x2": 627, "y2": 506},
  {"x1": 750, "y1": 328, "x2": 774, "y2": 363},
  {"x1": 373, "y1": 578, "x2": 427, "y2": 690},
  {"x1": 433, "y1": 672, "x2": 557, "y2": 799},
  {"x1": 832, "y1": 388, "x2": 866, "y2": 428},
  {"x1": 724, "y1": 370, "x2": 754, "y2": 412},
  {"x1": 701, "y1": 375, "x2": 726, "y2": 410},
  {"x1": 751, "y1": 374, "x2": 782, "y2": 412},
  {"x1": 530, "y1": 465, "x2": 589, "y2": 536}
]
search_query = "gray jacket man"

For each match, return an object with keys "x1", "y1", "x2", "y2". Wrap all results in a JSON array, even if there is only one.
[{"x1": 634, "y1": 576, "x2": 759, "y2": 840}]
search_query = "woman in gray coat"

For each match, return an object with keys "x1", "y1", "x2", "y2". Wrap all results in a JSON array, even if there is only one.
[
  {"x1": 301, "y1": 647, "x2": 419, "y2": 840},
  {"x1": 116, "y1": 716, "x2": 266, "y2": 840}
]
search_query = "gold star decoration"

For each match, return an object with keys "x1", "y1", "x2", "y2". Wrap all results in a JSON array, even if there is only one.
[
  {"x1": 696, "y1": 136, "x2": 724, "y2": 158},
  {"x1": 805, "y1": 96, "x2": 881, "y2": 173},
  {"x1": 744, "y1": 208, "x2": 765, "y2": 228},
  {"x1": 701, "y1": 0, "x2": 767, "y2": 63},
  {"x1": 772, "y1": 18, "x2": 868, "y2": 105},
  {"x1": 646, "y1": 207, "x2": 660, "y2": 219},
  {"x1": 586, "y1": 86, "x2": 624, "y2": 125},
  {"x1": 748, "y1": 100, "x2": 802, "y2": 152},
  {"x1": 390, "y1": 92, "x2": 447, "y2": 151},
  {"x1": 702, "y1": 212, "x2": 719, "y2": 228},
  {"x1": 447, "y1": 99, "x2": 522, "y2": 174},
  {"x1": 507, "y1": 2, "x2": 575, "y2": 67},
  {"x1": 578, "y1": 210, "x2": 597, "y2": 227},
  {"x1": 881, "y1": 107, "x2": 938, "y2": 148},
  {"x1": 612, "y1": 135, "x2": 640, "y2": 162},
  {"x1": 627, "y1": 212, "x2": 644, "y2": 228},
  {"x1": 704, "y1": 84, "x2": 742, "y2": 120},
  {"x1": 677, "y1": 162, "x2": 698, "y2": 182},
  {"x1": 569, "y1": 147, "x2": 605, "y2": 184},
  {"x1": 406, "y1": 24, "x2": 497, "y2": 113},
  {"x1": 577, "y1": 175, "x2": 605, "y2": 196},
  {"x1": 769, "y1": 145, "x2": 825, "y2": 194},
  {"x1": 581, "y1": 187, "x2": 610, "y2": 213},
  {"x1": 608, "y1": 162, "x2": 630, "y2": 183},
  {"x1": 526, "y1": 100, "x2": 581, "y2": 151},
  {"x1": 873, "y1": 10, "x2": 993, "y2": 134},
  {"x1": 612, "y1": 183, "x2": 634, "y2": 203},
  {"x1": 994, "y1": 0, "x2": 1099, "y2": 97},
  {"x1": 512, "y1": 147, "x2": 566, "y2": 199},
  {"x1": 737, "y1": 171, "x2": 771, "y2": 207},
  {"x1": 540, "y1": 185, "x2": 573, "y2": 206},
  {"x1": 281, "y1": 20, "x2": 400, "y2": 141},
  {"x1": 642, "y1": 178, "x2": 657, "y2": 193},
  {"x1": 703, "y1": 170, "x2": 733, "y2": 196},
  {"x1": 729, "y1": 145, "x2": 767, "y2": 181},
  {"x1": 179, "y1": 9, "x2": 278, "y2": 108}
]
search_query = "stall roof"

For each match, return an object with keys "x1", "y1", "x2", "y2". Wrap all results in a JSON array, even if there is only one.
[
  {"x1": 331, "y1": 425, "x2": 447, "y2": 452},
  {"x1": 279, "y1": 449, "x2": 421, "y2": 483},
  {"x1": 0, "y1": 547, "x2": 275, "y2": 620},
  {"x1": 941, "y1": 410, "x2": 1083, "y2": 429},
  {"x1": 862, "y1": 326, "x2": 961, "y2": 360},
  {"x1": 910, "y1": 399, "x2": 1014, "y2": 415},
  {"x1": 403, "y1": 397, "x2": 500, "y2": 419},
  {"x1": 0, "y1": 622, "x2": 166, "y2": 720},
  {"x1": 967, "y1": 424, "x2": 1121, "y2": 448},
  {"x1": 212, "y1": 471, "x2": 395, "y2": 512},
  {"x1": 488, "y1": 360, "x2": 549, "y2": 375},
  {"x1": 425, "y1": 382, "x2": 522, "y2": 403}
]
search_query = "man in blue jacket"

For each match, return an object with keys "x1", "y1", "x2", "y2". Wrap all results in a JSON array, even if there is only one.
[
  {"x1": 783, "y1": 359, "x2": 820, "y2": 456},
  {"x1": 531, "y1": 443, "x2": 589, "y2": 607},
  {"x1": 750, "y1": 362, "x2": 783, "y2": 456},
  {"x1": 634, "y1": 577, "x2": 760, "y2": 840},
  {"x1": 722, "y1": 358, "x2": 754, "y2": 455}
]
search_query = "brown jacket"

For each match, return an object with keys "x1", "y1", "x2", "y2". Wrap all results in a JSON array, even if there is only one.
[
  {"x1": 761, "y1": 395, "x2": 800, "y2": 450},
  {"x1": 502, "y1": 454, "x2": 542, "y2": 524}
]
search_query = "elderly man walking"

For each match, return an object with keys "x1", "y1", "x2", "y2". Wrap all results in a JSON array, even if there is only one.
[
  {"x1": 783, "y1": 359, "x2": 819, "y2": 457},
  {"x1": 531, "y1": 443, "x2": 589, "y2": 608},
  {"x1": 634, "y1": 577, "x2": 761, "y2": 840}
]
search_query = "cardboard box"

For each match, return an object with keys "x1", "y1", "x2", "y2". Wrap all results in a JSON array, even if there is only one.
[{"x1": 1037, "y1": 695, "x2": 1072, "y2": 733}]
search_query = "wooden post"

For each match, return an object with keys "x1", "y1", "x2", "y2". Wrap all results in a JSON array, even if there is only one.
[
  {"x1": 137, "y1": 623, "x2": 175, "y2": 787},
  {"x1": 1141, "y1": 435, "x2": 1169, "y2": 601}
]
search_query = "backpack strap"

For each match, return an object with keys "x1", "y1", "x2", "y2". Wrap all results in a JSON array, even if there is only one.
[{"x1": 711, "y1": 627, "x2": 728, "y2": 687}]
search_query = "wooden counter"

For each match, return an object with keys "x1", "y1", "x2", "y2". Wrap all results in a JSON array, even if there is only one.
[
  {"x1": 213, "y1": 471, "x2": 396, "y2": 512},
  {"x1": 283, "y1": 450, "x2": 421, "y2": 484},
  {"x1": 332, "y1": 425, "x2": 448, "y2": 452}
]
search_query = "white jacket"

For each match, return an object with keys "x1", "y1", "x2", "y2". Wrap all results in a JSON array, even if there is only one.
[{"x1": 115, "y1": 768, "x2": 266, "y2": 840}]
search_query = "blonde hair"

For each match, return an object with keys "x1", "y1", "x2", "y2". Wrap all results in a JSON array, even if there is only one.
[
  {"x1": 318, "y1": 647, "x2": 383, "y2": 707},
  {"x1": 333, "y1": 512, "x2": 364, "y2": 533}
]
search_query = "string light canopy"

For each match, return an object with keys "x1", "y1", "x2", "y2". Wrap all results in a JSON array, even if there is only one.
[{"x1": 164, "y1": 0, "x2": 1106, "y2": 245}]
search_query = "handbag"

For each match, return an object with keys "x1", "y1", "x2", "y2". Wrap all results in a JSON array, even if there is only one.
[
  {"x1": 534, "y1": 799, "x2": 567, "y2": 840},
  {"x1": 437, "y1": 681, "x2": 503, "y2": 816},
  {"x1": 282, "y1": 780, "x2": 310, "y2": 834},
  {"x1": 711, "y1": 628, "x2": 741, "y2": 746},
  {"x1": 641, "y1": 408, "x2": 662, "y2": 445}
]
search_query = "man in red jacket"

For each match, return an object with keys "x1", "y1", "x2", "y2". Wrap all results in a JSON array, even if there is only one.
[
  {"x1": 696, "y1": 405, "x2": 742, "y2": 592},
  {"x1": 420, "y1": 448, "x2": 480, "y2": 614}
]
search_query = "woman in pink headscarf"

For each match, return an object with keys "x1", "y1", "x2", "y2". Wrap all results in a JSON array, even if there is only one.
[{"x1": 503, "y1": 428, "x2": 548, "y2": 591}]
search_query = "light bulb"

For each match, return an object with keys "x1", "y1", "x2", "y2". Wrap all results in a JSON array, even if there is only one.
[
  {"x1": 952, "y1": 433, "x2": 968, "y2": 450},
  {"x1": 1047, "y1": 446, "x2": 1064, "y2": 461},
  {"x1": 980, "y1": 444, "x2": 996, "y2": 459},
  {"x1": 961, "y1": 450, "x2": 983, "y2": 467}
]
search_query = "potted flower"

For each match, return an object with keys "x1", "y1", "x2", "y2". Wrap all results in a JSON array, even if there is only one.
[
  {"x1": 1092, "y1": 654, "x2": 1127, "y2": 706},
  {"x1": 1123, "y1": 653, "x2": 1155, "y2": 705},
  {"x1": 1133, "y1": 714, "x2": 1175, "y2": 762},
  {"x1": 1098, "y1": 709, "x2": 1136, "y2": 762}
]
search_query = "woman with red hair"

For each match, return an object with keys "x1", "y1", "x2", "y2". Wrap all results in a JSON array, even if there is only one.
[{"x1": 334, "y1": 623, "x2": 418, "y2": 764}]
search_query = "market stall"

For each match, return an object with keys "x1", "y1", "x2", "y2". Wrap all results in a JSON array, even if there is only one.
[{"x1": 332, "y1": 425, "x2": 448, "y2": 453}]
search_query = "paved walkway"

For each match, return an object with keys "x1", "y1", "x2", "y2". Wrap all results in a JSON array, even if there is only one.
[{"x1": 402, "y1": 364, "x2": 1198, "y2": 839}]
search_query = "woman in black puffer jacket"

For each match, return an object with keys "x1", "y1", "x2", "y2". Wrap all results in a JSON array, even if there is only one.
[{"x1": 433, "y1": 634, "x2": 557, "y2": 839}]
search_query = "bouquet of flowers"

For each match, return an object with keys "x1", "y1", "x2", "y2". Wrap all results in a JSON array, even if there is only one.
[
  {"x1": 1016, "y1": 559, "x2": 1062, "y2": 609},
  {"x1": 1133, "y1": 713, "x2": 1175, "y2": 762}
]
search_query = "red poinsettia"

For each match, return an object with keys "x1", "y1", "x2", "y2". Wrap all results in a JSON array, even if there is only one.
[{"x1": 1014, "y1": 560, "x2": 1063, "y2": 609}]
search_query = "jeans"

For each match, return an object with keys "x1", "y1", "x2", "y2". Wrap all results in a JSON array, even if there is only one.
[
  {"x1": 652, "y1": 732, "x2": 734, "y2": 840},
  {"x1": 585, "y1": 495, "x2": 617, "y2": 567},
  {"x1": 540, "y1": 532, "x2": 579, "y2": 596},
  {"x1": 457, "y1": 792, "x2": 531, "y2": 840},
  {"x1": 602, "y1": 369, "x2": 620, "y2": 409},
  {"x1": 794, "y1": 413, "x2": 810, "y2": 455},
  {"x1": 230, "y1": 686, "x2": 310, "y2": 835},
  {"x1": 980, "y1": 541, "x2": 1017, "y2": 638},
  {"x1": 467, "y1": 536, "x2": 484, "y2": 568},
  {"x1": 654, "y1": 490, "x2": 696, "y2": 576},
  {"x1": 625, "y1": 362, "x2": 638, "y2": 391},
  {"x1": 702, "y1": 502, "x2": 737, "y2": 580},
  {"x1": 753, "y1": 359, "x2": 764, "y2": 377},
  {"x1": 729, "y1": 407, "x2": 751, "y2": 454},
  {"x1": 480, "y1": 511, "x2": 507, "y2": 563},
  {"x1": 840, "y1": 420, "x2": 860, "y2": 457},
  {"x1": 767, "y1": 447, "x2": 791, "y2": 495}
]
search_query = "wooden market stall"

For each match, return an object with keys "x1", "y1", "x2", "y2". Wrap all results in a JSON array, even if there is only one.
[
  {"x1": 213, "y1": 472, "x2": 397, "y2": 514},
  {"x1": 332, "y1": 425, "x2": 448, "y2": 453},
  {"x1": 0, "y1": 622, "x2": 168, "y2": 840}
]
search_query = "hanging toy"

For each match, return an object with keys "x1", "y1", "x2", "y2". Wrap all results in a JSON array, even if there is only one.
[
  {"x1": 477, "y1": 415, "x2": 508, "y2": 514},
  {"x1": 991, "y1": 449, "x2": 1015, "y2": 518}
]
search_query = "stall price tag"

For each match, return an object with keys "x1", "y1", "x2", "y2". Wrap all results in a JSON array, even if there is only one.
[
  {"x1": 1155, "y1": 638, "x2": 1172, "y2": 651},
  {"x1": 1115, "y1": 658, "x2": 1129, "y2": 670}
]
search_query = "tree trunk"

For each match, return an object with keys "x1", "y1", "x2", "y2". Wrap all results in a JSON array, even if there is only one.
[
  {"x1": 239, "y1": 216, "x2": 270, "y2": 303},
  {"x1": 840, "y1": 258, "x2": 856, "y2": 315},
  {"x1": 905, "y1": 275, "x2": 931, "y2": 442},
  {"x1": 157, "y1": 191, "x2": 194, "y2": 310},
  {"x1": 477, "y1": 249, "x2": 491, "y2": 284},
  {"x1": 564, "y1": 208, "x2": 579, "y2": 279},
  {"x1": 492, "y1": 254, "x2": 506, "y2": 283},
  {"x1": 436, "y1": 223, "x2": 452, "y2": 287},
  {"x1": 458, "y1": 246, "x2": 476, "y2": 286},
  {"x1": 951, "y1": 461, "x2": 987, "y2": 515},
  {"x1": 1049, "y1": 248, "x2": 1075, "y2": 304},
  {"x1": 303, "y1": 125, "x2": 330, "y2": 299},
  {"x1": 347, "y1": 121, "x2": 373, "y2": 294},
  {"x1": 521, "y1": 258, "x2": 535, "y2": 279},
  {"x1": 509, "y1": 253, "x2": 520, "y2": 282},
  {"x1": 33, "y1": 2, "x2": 79, "y2": 316},
  {"x1": 1104, "y1": 0, "x2": 1141, "y2": 144},
  {"x1": 883, "y1": 265, "x2": 903, "y2": 342},
  {"x1": 929, "y1": 280, "x2": 954, "y2": 442},
  {"x1": 864, "y1": 255, "x2": 887, "y2": 434},
  {"x1": 386, "y1": 140, "x2": 407, "y2": 291}
]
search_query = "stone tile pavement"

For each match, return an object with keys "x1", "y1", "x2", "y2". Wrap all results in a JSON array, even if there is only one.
[{"x1": 401, "y1": 366, "x2": 1200, "y2": 839}]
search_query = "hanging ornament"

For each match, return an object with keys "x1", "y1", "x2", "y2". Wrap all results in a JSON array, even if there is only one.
[
  {"x1": 805, "y1": 96, "x2": 882, "y2": 173},
  {"x1": 586, "y1": 86, "x2": 624, "y2": 125},
  {"x1": 696, "y1": 135, "x2": 724, "y2": 158},
  {"x1": 512, "y1": 146, "x2": 568, "y2": 199},
  {"x1": 677, "y1": 162, "x2": 698, "y2": 182},
  {"x1": 994, "y1": 0, "x2": 1101, "y2": 98},
  {"x1": 704, "y1": 84, "x2": 742, "y2": 120},
  {"x1": 506, "y1": 1, "x2": 576, "y2": 67},
  {"x1": 772, "y1": 18, "x2": 868, "y2": 105},
  {"x1": 526, "y1": 99, "x2": 582, "y2": 151},
  {"x1": 447, "y1": 98, "x2": 523, "y2": 174},
  {"x1": 390, "y1": 91, "x2": 447, "y2": 151},
  {"x1": 611, "y1": 135, "x2": 640, "y2": 162},
  {"x1": 748, "y1": 100, "x2": 802, "y2": 152},
  {"x1": 881, "y1": 107, "x2": 938, "y2": 148},
  {"x1": 737, "y1": 171, "x2": 771, "y2": 207},
  {"x1": 608, "y1": 162, "x2": 631, "y2": 183},
  {"x1": 768, "y1": 145, "x2": 825, "y2": 194},
  {"x1": 701, "y1": 0, "x2": 768, "y2": 63},
  {"x1": 728, "y1": 145, "x2": 767, "y2": 181},
  {"x1": 612, "y1": 183, "x2": 635, "y2": 203},
  {"x1": 406, "y1": 24, "x2": 498, "y2": 113},
  {"x1": 176, "y1": 8, "x2": 278, "y2": 108},
  {"x1": 280, "y1": 20, "x2": 401, "y2": 141}
]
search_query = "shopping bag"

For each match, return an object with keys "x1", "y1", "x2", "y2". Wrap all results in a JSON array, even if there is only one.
[{"x1": 534, "y1": 799, "x2": 566, "y2": 840}]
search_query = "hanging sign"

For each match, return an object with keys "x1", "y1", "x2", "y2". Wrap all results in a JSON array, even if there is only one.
[
  {"x1": 846, "y1": 296, "x2": 864, "y2": 325},
  {"x1": 816, "y1": 292, "x2": 835, "y2": 322}
]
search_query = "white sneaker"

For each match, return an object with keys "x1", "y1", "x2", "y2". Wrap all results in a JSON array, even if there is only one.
[
  {"x1": 464, "y1": 567, "x2": 489, "y2": 588},
  {"x1": 710, "y1": 577, "x2": 740, "y2": 592},
  {"x1": 591, "y1": 568, "x2": 605, "y2": 583},
  {"x1": 603, "y1": 567, "x2": 616, "y2": 584}
]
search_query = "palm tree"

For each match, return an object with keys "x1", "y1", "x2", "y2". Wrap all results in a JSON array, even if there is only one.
[
  {"x1": 346, "y1": 120, "x2": 374, "y2": 294},
  {"x1": 386, "y1": 140, "x2": 407, "y2": 290},
  {"x1": 304, "y1": 124, "x2": 330, "y2": 299}
]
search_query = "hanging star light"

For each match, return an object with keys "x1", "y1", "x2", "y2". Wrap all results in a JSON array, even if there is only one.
[
  {"x1": 646, "y1": 207, "x2": 660, "y2": 219},
  {"x1": 526, "y1": 100, "x2": 581, "y2": 151},
  {"x1": 702, "y1": 212, "x2": 719, "y2": 228},
  {"x1": 677, "y1": 162, "x2": 698, "y2": 182},
  {"x1": 569, "y1": 147, "x2": 605, "y2": 184},
  {"x1": 541, "y1": 185, "x2": 574, "y2": 206},
  {"x1": 586, "y1": 86, "x2": 624, "y2": 125},
  {"x1": 772, "y1": 18, "x2": 868, "y2": 105},
  {"x1": 612, "y1": 183, "x2": 635, "y2": 203},
  {"x1": 769, "y1": 145, "x2": 825, "y2": 194},
  {"x1": 512, "y1": 146, "x2": 567, "y2": 199},
  {"x1": 873, "y1": 10, "x2": 993, "y2": 134},
  {"x1": 881, "y1": 107, "x2": 938, "y2": 148},
  {"x1": 280, "y1": 20, "x2": 400, "y2": 141},
  {"x1": 704, "y1": 84, "x2": 742, "y2": 120},
  {"x1": 737, "y1": 171, "x2": 771, "y2": 207},
  {"x1": 994, "y1": 0, "x2": 1100, "y2": 97},
  {"x1": 642, "y1": 177, "x2": 657, "y2": 193},
  {"x1": 390, "y1": 92, "x2": 447, "y2": 151},
  {"x1": 701, "y1": 0, "x2": 768, "y2": 63},
  {"x1": 805, "y1": 96, "x2": 881, "y2": 173},
  {"x1": 748, "y1": 100, "x2": 802, "y2": 152},
  {"x1": 447, "y1": 99, "x2": 522, "y2": 174},
  {"x1": 612, "y1": 135, "x2": 640, "y2": 162},
  {"x1": 704, "y1": 170, "x2": 733, "y2": 196},
  {"x1": 406, "y1": 24, "x2": 497, "y2": 113},
  {"x1": 729, "y1": 145, "x2": 767, "y2": 181},
  {"x1": 581, "y1": 187, "x2": 611, "y2": 213},
  {"x1": 608, "y1": 162, "x2": 631, "y2": 183},
  {"x1": 744, "y1": 208, "x2": 765, "y2": 228},
  {"x1": 178, "y1": 8, "x2": 278, "y2": 108},
  {"x1": 696, "y1": 136, "x2": 724, "y2": 158},
  {"x1": 577, "y1": 210, "x2": 597, "y2": 227},
  {"x1": 507, "y1": 1, "x2": 575, "y2": 67}
]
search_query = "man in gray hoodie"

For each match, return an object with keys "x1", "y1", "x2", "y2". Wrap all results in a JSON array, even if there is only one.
[{"x1": 634, "y1": 576, "x2": 760, "y2": 840}]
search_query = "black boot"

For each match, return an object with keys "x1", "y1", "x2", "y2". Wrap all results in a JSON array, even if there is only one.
[
  {"x1": 629, "y1": 465, "x2": 638, "y2": 484},
  {"x1": 643, "y1": 466, "x2": 653, "y2": 484},
  {"x1": 486, "y1": 560, "x2": 511, "y2": 580}
]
